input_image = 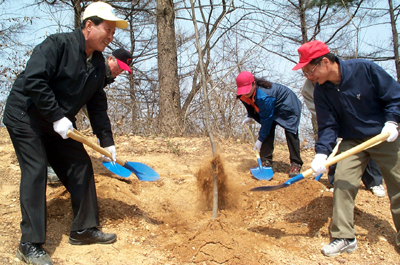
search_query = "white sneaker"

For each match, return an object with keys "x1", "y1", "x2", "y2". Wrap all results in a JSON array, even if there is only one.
[
  {"x1": 321, "y1": 238, "x2": 357, "y2": 257},
  {"x1": 370, "y1": 185, "x2": 385, "y2": 198}
]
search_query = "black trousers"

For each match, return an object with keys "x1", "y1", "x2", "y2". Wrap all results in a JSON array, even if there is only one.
[
  {"x1": 260, "y1": 121, "x2": 303, "y2": 166},
  {"x1": 328, "y1": 158, "x2": 383, "y2": 188},
  {"x1": 6, "y1": 115, "x2": 99, "y2": 244}
]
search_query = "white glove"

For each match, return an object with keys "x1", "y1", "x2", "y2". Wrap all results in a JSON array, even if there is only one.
[
  {"x1": 311, "y1": 154, "x2": 328, "y2": 175},
  {"x1": 242, "y1": 117, "x2": 255, "y2": 125},
  {"x1": 102, "y1": 145, "x2": 116, "y2": 162},
  {"x1": 254, "y1": 140, "x2": 262, "y2": 152},
  {"x1": 381, "y1": 121, "x2": 399, "y2": 142},
  {"x1": 53, "y1": 117, "x2": 74, "y2": 139}
]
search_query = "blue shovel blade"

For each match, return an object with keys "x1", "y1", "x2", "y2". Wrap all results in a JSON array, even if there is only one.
[
  {"x1": 250, "y1": 173, "x2": 305, "y2": 191},
  {"x1": 250, "y1": 166, "x2": 274, "y2": 180},
  {"x1": 250, "y1": 158, "x2": 274, "y2": 180},
  {"x1": 102, "y1": 161, "x2": 131, "y2": 178},
  {"x1": 124, "y1": 162, "x2": 160, "y2": 181}
]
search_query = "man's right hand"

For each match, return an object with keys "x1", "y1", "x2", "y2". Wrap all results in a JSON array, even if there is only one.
[
  {"x1": 242, "y1": 117, "x2": 255, "y2": 125},
  {"x1": 311, "y1": 154, "x2": 328, "y2": 175},
  {"x1": 53, "y1": 117, "x2": 74, "y2": 139}
]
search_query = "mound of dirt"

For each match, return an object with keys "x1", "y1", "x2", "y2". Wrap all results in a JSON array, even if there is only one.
[{"x1": 0, "y1": 127, "x2": 399, "y2": 264}]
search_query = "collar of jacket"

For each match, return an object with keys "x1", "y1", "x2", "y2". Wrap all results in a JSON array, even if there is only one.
[
  {"x1": 240, "y1": 88, "x2": 259, "y2": 113},
  {"x1": 74, "y1": 28, "x2": 104, "y2": 67}
]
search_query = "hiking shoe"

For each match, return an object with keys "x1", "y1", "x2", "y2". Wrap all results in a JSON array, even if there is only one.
[
  {"x1": 47, "y1": 167, "x2": 60, "y2": 183},
  {"x1": 370, "y1": 184, "x2": 386, "y2": 198},
  {"x1": 262, "y1": 160, "x2": 273, "y2": 168},
  {"x1": 288, "y1": 163, "x2": 302, "y2": 178},
  {"x1": 69, "y1": 227, "x2": 117, "y2": 245},
  {"x1": 16, "y1": 242, "x2": 53, "y2": 265},
  {"x1": 321, "y1": 238, "x2": 357, "y2": 257}
]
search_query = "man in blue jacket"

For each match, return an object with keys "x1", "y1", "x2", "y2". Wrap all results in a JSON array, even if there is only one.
[
  {"x1": 237, "y1": 71, "x2": 303, "y2": 177},
  {"x1": 301, "y1": 79, "x2": 386, "y2": 198},
  {"x1": 3, "y1": 2, "x2": 128, "y2": 264},
  {"x1": 293, "y1": 40, "x2": 400, "y2": 257}
]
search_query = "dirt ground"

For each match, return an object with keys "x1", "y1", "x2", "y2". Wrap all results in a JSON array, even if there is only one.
[{"x1": 0, "y1": 126, "x2": 399, "y2": 265}]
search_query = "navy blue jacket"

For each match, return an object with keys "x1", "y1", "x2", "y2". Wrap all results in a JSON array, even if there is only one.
[
  {"x1": 240, "y1": 83, "x2": 302, "y2": 142},
  {"x1": 314, "y1": 58, "x2": 400, "y2": 155}
]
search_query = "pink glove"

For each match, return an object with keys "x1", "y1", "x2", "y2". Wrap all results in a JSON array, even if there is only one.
[{"x1": 53, "y1": 117, "x2": 73, "y2": 139}]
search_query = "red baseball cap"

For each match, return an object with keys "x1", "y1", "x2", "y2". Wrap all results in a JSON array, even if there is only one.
[
  {"x1": 292, "y1": 40, "x2": 330, "y2": 70},
  {"x1": 236, "y1": 71, "x2": 255, "y2": 95},
  {"x1": 112, "y1": 49, "x2": 133, "y2": 74}
]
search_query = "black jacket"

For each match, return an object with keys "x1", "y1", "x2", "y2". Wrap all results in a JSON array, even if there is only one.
[{"x1": 3, "y1": 29, "x2": 114, "y2": 147}]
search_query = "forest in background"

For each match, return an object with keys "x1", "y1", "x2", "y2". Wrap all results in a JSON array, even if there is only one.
[{"x1": 0, "y1": 0, "x2": 399, "y2": 147}]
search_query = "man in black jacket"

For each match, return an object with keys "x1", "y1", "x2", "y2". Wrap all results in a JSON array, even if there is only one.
[
  {"x1": 47, "y1": 48, "x2": 134, "y2": 183},
  {"x1": 2, "y1": 2, "x2": 128, "y2": 265}
]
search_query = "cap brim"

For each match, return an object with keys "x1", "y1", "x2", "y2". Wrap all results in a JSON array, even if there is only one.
[
  {"x1": 237, "y1": 84, "x2": 252, "y2": 95},
  {"x1": 116, "y1": 59, "x2": 132, "y2": 74},
  {"x1": 292, "y1": 61, "x2": 310, "y2": 70},
  {"x1": 98, "y1": 14, "x2": 128, "y2": 29},
  {"x1": 115, "y1": 20, "x2": 128, "y2": 29}
]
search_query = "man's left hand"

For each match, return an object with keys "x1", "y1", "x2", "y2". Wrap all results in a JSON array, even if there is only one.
[
  {"x1": 381, "y1": 121, "x2": 399, "y2": 142},
  {"x1": 254, "y1": 140, "x2": 262, "y2": 152}
]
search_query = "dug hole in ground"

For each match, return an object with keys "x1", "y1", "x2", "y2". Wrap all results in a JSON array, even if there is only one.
[{"x1": 0, "y1": 127, "x2": 399, "y2": 264}]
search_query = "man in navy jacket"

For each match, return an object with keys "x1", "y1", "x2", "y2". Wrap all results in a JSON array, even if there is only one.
[{"x1": 293, "y1": 40, "x2": 400, "y2": 257}]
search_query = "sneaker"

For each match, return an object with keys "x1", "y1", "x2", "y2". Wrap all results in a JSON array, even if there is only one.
[
  {"x1": 262, "y1": 160, "x2": 273, "y2": 168},
  {"x1": 288, "y1": 163, "x2": 302, "y2": 178},
  {"x1": 321, "y1": 238, "x2": 357, "y2": 257},
  {"x1": 47, "y1": 167, "x2": 60, "y2": 183},
  {"x1": 370, "y1": 184, "x2": 386, "y2": 198},
  {"x1": 16, "y1": 242, "x2": 53, "y2": 265},
  {"x1": 69, "y1": 227, "x2": 117, "y2": 245}
]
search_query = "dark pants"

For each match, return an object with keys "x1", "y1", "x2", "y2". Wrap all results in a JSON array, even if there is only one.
[
  {"x1": 6, "y1": 115, "x2": 99, "y2": 244},
  {"x1": 260, "y1": 121, "x2": 303, "y2": 166},
  {"x1": 328, "y1": 158, "x2": 382, "y2": 188}
]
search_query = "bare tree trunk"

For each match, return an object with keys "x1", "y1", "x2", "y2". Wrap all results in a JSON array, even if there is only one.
[
  {"x1": 190, "y1": 0, "x2": 218, "y2": 219},
  {"x1": 128, "y1": 74, "x2": 137, "y2": 133},
  {"x1": 71, "y1": 0, "x2": 82, "y2": 29},
  {"x1": 298, "y1": 0, "x2": 308, "y2": 43},
  {"x1": 156, "y1": 0, "x2": 183, "y2": 136},
  {"x1": 388, "y1": 0, "x2": 400, "y2": 83}
]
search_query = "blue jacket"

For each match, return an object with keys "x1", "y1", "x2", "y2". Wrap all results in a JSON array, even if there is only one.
[
  {"x1": 241, "y1": 83, "x2": 302, "y2": 142},
  {"x1": 314, "y1": 58, "x2": 400, "y2": 155}
]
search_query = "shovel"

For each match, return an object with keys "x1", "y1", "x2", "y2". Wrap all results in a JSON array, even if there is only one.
[
  {"x1": 66, "y1": 130, "x2": 160, "y2": 181},
  {"x1": 244, "y1": 123, "x2": 274, "y2": 180},
  {"x1": 250, "y1": 132, "x2": 389, "y2": 191}
]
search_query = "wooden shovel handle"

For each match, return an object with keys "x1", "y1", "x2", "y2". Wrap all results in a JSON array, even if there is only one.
[
  {"x1": 244, "y1": 123, "x2": 262, "y2": 159},
  {"x1": 303, "y1": 132, "x2": 390, "y2": 179},
  {"x1": 66, "y1": 129, "x2": 126, "y2": 166},
  {"x1": 329, "y1": 138, "x2": 342, "y2": 159}
]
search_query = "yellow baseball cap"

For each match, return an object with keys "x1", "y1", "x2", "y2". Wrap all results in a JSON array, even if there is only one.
[{"x1": 82, "y1": 1, "x2": 128, "y2": 29}]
